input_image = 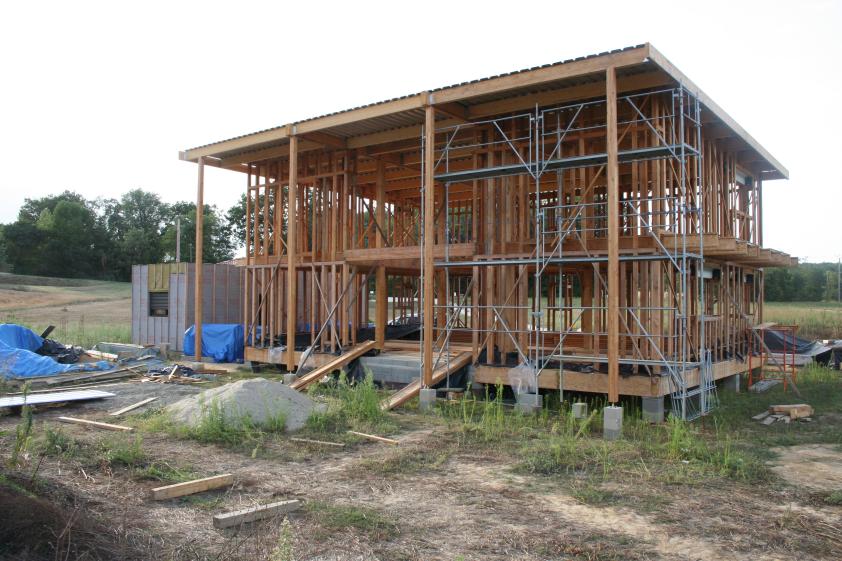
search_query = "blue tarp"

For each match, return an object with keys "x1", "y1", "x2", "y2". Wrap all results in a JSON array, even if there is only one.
[
  {"x1": 0, "y1": 324, "x2": 112, "y2": 380},
  {"x1": 184, "y1": 324, "x2": 244, "y2": 363}
]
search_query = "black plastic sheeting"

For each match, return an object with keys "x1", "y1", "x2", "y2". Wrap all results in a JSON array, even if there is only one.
[
  {"x1": 36, "y1": 338, "x2": 81, "y2": 364},
  {"x1": 762, "y1": 329, "x2": 821, "y2": 355}
]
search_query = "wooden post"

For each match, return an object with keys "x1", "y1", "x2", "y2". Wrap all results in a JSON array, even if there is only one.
[
  {"x1": 194, "y1": 156, "x2": 204, "y2": 361},
  {"x1": 287, "y1": 136, "x2": 299, "y2": 370},
  {"x1": 606, "y1": 67, "x2": 619, "y2": 403},
  {"x1": 375, "y1": 159, "x2": 387, "y2": 349},
  {"x1": 422, "y1": 104, "x2": 435, "y2": 387}
]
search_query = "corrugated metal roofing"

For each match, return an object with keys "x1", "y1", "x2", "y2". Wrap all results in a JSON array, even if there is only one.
[{"x1": 185, "y1": 45, "x2": 646, "y2": 153}]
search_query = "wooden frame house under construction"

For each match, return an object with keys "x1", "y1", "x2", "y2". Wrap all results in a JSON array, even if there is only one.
[{"x1": 180, "y1": 44, "x2": 793, "y2": 418}]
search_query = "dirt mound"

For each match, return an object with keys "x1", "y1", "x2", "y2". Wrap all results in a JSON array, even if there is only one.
[
  {"x1": 0, "y1": 477, "x2": 147, "y2": 561},
  {"x1": 166, "y1": 377, "x2": 320, "y2": 432}
]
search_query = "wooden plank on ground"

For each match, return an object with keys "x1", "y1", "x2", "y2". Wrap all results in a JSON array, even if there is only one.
[
  {"x1": 151, "y1": 474, "x2": 234, "y2": 500},
  {"x1": 109, "y1": 397, "x2": 159, "y2": 416},
  {"x1": 380, "y1": 351, "x2": 472, "y2": 411},
  {"x1": 347, "y1": 430, "x2": 399, "y2": 445},
  {"x1": 213, "y1": 499, "x2": 301, "y2": 529},
  {"x1": 769, "y1": 404, "x2": 814, "y2": 419},
  {"x1": 57, "y1": 416, "x2": 133, "y2": 432},
  {"x1": 289, "y1": 437, "x2": 345, "y2": 448},
  {"x1": 289, "y1": 341, "x2": 377, "y2": 391}
]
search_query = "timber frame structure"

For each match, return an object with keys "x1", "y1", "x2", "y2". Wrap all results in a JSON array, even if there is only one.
[{"x1": 181, "y1": 44, "x2": 793, "y2": 419}]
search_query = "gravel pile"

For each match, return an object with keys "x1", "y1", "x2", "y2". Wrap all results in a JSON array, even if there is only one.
[{"x1": 166, "y1": 378, "x2": 322, "y2": 432}]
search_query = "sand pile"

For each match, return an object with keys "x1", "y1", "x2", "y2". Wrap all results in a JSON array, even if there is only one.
[{"x1": 167, "y1": 378, "x2": 322, "y2": 432}]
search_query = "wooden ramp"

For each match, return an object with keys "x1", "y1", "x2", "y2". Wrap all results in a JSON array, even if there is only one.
[
  {"x1": 380, "y1": 351, "x2": 473, "y2": 411},
  {"x1": 289, "y1": 341, "x2": 377, "y2": 391}
]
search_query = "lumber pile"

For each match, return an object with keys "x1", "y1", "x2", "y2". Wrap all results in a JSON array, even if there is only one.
[{"x1": 752, "y1": 403, "x2": 814, "y2": 425}]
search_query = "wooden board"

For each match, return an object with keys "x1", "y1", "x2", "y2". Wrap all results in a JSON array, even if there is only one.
[
  {"x1": 57, "y1": 416, "x2": 133, "y2": 432},
  {"x1": 150, "y1": 474, "x2": 234, "y2": 500},
  {"x1": 347, "y1": 431, "x2": 399, "y2": 445},
  {"x1": 769, "y1": 404, "x2": 814, "y2": 419},
  {"x1": 289, "y1": 341, "x2": 377, "y2": 391},
  {"x1": 381, "y1": 351, "x2": 472, "y2": 411},
  {"x1": 213, "y1": 499, "x2": 301, "y2": 529},
  {"x1": 109, "y1": 397, "x2": 159, "y2": 416},
  {"x1": 289, "y1": 437, "x2": 345, "y2": 447}
]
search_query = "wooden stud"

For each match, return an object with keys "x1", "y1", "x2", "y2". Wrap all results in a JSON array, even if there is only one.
[{"x1": 151, "y1": 474, "x2": 234, "y2": 500}]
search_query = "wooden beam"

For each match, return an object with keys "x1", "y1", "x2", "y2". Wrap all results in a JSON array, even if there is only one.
[
  {"x1": 286, "y1": 136, "x2": 298, "y2": 369},
  {"x1": 151, "y1": 474, "x2": 234, "y2": 501},
  {"x1": 57, "y1": 417, "x2": 133, "y2": 432},
  {"x1": 109, "y1": 397, "x2": 158, "y2": 417},
  {"x1": 375, "y1": 159, "x2": 387, "y2": 350},
  {"x1": 347, "y1": 430, "x2": 399, "y2": 445},
  {"x1": 422, "y1": 104, "x2": 435, "y2": 387},
  {"x1": 289, "y1": 341, "x2": 377, "y2": 391},
  {"x1": 302, "y1": 130, "x2": 347, "y2": 150},
  {"x1": 194, "y1": 157, "x2": 204, "y2": 361},
  {"x1": 606, "y1": 67, "x2": 620, "y2": 404},
  {"x1": 213, "y1": 500, "x2": 302, "y2": 529}
]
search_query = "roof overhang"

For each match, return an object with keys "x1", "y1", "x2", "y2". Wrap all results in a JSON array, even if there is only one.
[{"x1": 180, "y1": 43, "x2": 787, "y2": 181}]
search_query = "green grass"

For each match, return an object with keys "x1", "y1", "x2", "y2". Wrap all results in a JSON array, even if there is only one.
[
  {"x1": 304, "y1": 500, "x2": 399, "y2": 539},
  {"x1": 431, "y1": 368, "x2": 842, "y2": 489},
  {"x1": 135, "y1": 399, "x2": 288, "y2": 457},
  {"x1": 35, "y1": 426, "x2": 196, "y2": 483},
  {"x1": 303, "y1": 371, "x2": 397, "y2": 439},
  {"x1": 763, "y1": 300, "x2": 842, "y2": 340}
]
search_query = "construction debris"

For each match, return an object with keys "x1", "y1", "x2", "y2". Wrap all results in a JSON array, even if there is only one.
[
  {"x1": 213, "y1": 499, "x2": 301, "y2": 529},
  {"x1": 57, "y1": 416, "x2": 134, "y2": 432},
  {"x1": 290, "y1": 437, "x2": 345, "y2": 448},
  {"x1": 0, "y1": 389, "x2": 115, "y2": 410},
  {"x1": 347, "y1": 430, "x2": 399, "y2": 445},
  {"x1": 754, "y1": 403, "x2": 814, "y2": 424},
  {"x1": 151, "y1": 474, "x2": 234, "y2": 500},
  {"x1": 109, "y1": 396, "x2": 159, "y2": 416}
]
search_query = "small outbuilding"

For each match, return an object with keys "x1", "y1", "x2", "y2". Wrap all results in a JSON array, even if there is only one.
[{"x1": 131, "y1": 263, "x2": 243, "y2": 352}]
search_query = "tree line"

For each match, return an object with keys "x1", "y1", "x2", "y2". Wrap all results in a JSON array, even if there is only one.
[
  {"x1": 765, "y1": 262, "x2": 840, "y2": 302},
  {"x1": 0, "y1": 189, "x2": 247, "y2": 281}
]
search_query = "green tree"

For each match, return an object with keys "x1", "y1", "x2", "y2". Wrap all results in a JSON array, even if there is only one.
[{"x1": 161, "y1": 202, "x2": 235, "y2": 263}]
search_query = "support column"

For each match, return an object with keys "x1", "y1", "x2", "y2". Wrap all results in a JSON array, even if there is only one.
[
  {"x1": 375, "y1": 160, "x2": 387, "y2": 349},
  {"x1": 606, "y1": 67, "x2": 620, "y2": 403},
  {"x1": 287, "y1": 136, "x2": 299, "y2": 370},
  {"x1": 194, "y1": 157, "x2": 204, "y2": 361},
  {"x1": 422, "y1": 104, "x2": 435, "y2": 387}
]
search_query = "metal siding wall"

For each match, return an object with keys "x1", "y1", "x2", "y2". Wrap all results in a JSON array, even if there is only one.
[
  {"x1": 131, "y1": 265, "x2": 141, "y2": 345},
  {"x1": 132, "y1": 263, "x2": 242, "y2": 351}
]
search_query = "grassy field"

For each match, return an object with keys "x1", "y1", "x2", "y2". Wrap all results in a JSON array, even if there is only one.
[
  {"x1": 0, "y1": 272, "x2": 131, "y2": 347},
  {"x1": 764, "y1": 301, "x2": 842, "y2": 340}
]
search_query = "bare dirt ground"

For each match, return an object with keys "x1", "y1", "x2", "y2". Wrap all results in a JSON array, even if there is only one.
[
  {"x1": 1, "y1": 387, "x2": 841, "y2": 561},
  {"x1": 770, "y1": 444, "x2": 842, "y2": 492}
]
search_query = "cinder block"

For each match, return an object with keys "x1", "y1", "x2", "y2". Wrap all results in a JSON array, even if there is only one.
[
  {"x1": 603, "y1": 406, "x2": 623, "y2": 440},
  {"x1": 283, "y1": 373, "x2": 296, "y2": 385},
  {"x1": 641, "y1": 396, "x2": 665, "y2": 423},
  {"x1": 419, "y1": 388, "x2": 437, "y2": 411},
  {"x1": 572, "y1": 402, "x2": 588, "y2": 420}
]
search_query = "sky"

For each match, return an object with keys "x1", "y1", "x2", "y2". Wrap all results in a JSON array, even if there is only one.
[{"x1": 1, "y1": 0, "x2": 840, "y2": 262}]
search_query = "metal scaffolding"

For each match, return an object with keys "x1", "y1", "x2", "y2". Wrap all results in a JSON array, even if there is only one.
[{"x1": 421, "y1": 85, "x2": 717, "y2": 420}]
